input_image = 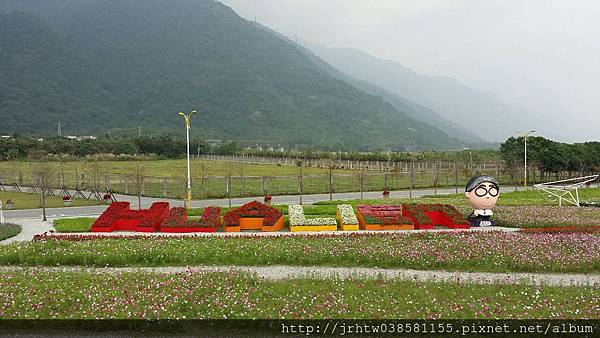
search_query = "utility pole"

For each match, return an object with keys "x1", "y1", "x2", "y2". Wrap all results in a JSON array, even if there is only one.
[
  {"x1": 517, "y1": 130, "x2": 536, "y2": 190},
  {"x1": 58, "y1": 122, "x2": 62, "y2": 137}
]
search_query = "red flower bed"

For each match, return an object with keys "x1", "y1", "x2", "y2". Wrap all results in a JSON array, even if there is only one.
[
  {"x1": 358, "y1": 205, "x2": 402, "y2": 217},
  {"x1": 91, "y1": 202, "x2": 170, "y2": 232},
  {"x1": 403, "y1": 204, "x2": 469, "y2": 229},
  {"x1": 357, "y1": 205, "x2": 413, "y2": 230},
  {"x1": 160, "y1": 207, "x2": 222, "y2": 233},
  {"x1": 90, "y1": 202, "x2": 130, "y2": 232},
  {"x1": 223, "y1": 201, "x2": 284, "y2": 232}
]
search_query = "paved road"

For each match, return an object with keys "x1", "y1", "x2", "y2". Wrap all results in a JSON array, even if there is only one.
[{"x1": 1, "y1": 185, "x2": 521, "y2": 220}]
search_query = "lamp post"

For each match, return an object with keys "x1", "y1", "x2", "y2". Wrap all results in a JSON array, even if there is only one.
[
  {"x1": 179, "y1": 110, "x2": 197, "y2": 209},
  {"x1": 517, "y1": 130, "x2": 535, "y2": 191},
  {"x1": 462, "y1": 147, "x2": 472, "y2": 171}
]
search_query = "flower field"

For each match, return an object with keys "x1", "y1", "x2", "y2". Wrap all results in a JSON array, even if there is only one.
[
  {"x1": 494, "y1": 205, "x2": 600, "y2": 228},
  {"x1": 2, "y1": 232, "x2": 598, "y2": 273},
  {"x1": 0, "y1": 270, "x2": 597, "y2": 319}
]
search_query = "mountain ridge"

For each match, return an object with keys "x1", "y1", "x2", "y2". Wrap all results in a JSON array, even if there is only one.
[{"x1": 0, "y1": 0, "x2": 471, "y2": 150}]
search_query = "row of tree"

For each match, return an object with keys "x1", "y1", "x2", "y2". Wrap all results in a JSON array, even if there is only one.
[
  {"x1": 500, "y1": 136, "x2": 600, "y2": 180},
  {"x1": 0, "y1": 135, "x2": 242, "y2": 160}
]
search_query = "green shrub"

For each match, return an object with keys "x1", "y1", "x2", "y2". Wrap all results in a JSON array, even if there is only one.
[
  {"x1": 52, "y1": 218, "x2": 96, "y2": 233},
  {"x1": 0, "y1": 223, "x2": 21, "y2": 241}
]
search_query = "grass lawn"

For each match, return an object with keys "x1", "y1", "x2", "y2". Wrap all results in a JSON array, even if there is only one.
[
  {"x1": 0, "y1": 159, "x2": 509, "y2": 199},
  {"x1": 0, "y1": 223, "x2": 21, "y2": 241},
  {"x1": 0, "y1": 192, "x2": 101, "y2": 210},
  {"x1": 1, "y1": 232, "x2": 598, "y2": 273},
  {"x1": 53, "y1": 218, "x2": 96, "y2": 233},
  {"x1": 0, "y1": 159, "x2": 350, "y2": 179},
  {"x1": 0, "y1": 270, "x2": 596, "y2": 319}
]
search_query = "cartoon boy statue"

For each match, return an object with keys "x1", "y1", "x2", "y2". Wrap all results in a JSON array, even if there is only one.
[{"x1": 465, "y1": 175, "x2": 500, "y2": 227}]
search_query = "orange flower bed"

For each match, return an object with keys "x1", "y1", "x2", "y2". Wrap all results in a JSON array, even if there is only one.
[{"x1": 223, "y1": 201, "x2": 285, "y2": 232}]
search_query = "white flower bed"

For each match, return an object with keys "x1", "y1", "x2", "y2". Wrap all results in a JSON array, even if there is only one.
[
  {"x1": 337, "y1": 204, "x2": 359, "y2": 225},
  {"x1": 288, "y1": 205, "x2": 337, "y2": 226}
]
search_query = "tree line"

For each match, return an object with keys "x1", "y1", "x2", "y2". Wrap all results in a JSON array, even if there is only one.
[
  {"x1": 500, "y1": 136, "x2": 600, "y2": 180},
  {"x1": 0, "y1": 135, "x2": 241, "y2": 160}
]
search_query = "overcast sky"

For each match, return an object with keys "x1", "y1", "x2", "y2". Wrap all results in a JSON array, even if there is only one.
[{"x1": 220, "y1": 0, "x2": 599, "y2": 142}]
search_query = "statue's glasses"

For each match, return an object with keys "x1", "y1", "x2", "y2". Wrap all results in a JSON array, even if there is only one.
[{"x1": 475, "y1": 185, "x2": 499, "y2": 197}]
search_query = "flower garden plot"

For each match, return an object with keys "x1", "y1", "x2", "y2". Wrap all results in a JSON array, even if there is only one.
[
  {"x1": 335, "y1": 204, "x2": 359, "y2": 231},
  {"x1": 357, "y1": 205, "x2": 414, "y2": 230},
  {"x1": 91, "y1": 202, "x2": 170, "y2": 232},
  {"x1": 2, "y1": 270, "x2": 599, "y2": 319},
  {"x1": 493, "y1": 205, "x2": 600, "y2": 228},
  {"x1": 223, "y1": 201, "x2": 284, "y2": 232},
  {"x1": 403, "y1": 204, "x2": 470, "y2": 229},
  {"x1": 11, "y1": 231, "x2": 600, "y2": 273},
  {"x1": 519, "y1": 226, "x2": 600, "y2": 234},
  {"x1": 160, "y1": 207, "x2": 222, "y2": 233},
  {"x1": 288, "y1": 205, "x2": 338, "y2": 232}
]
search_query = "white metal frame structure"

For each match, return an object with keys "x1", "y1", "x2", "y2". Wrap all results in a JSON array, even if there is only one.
[{"x1": 533, "y1": 175, "x2": 599, "y2": 207}]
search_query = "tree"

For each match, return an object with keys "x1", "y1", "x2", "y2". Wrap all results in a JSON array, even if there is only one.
[
  {"x1": 354, "y1": 166, "x2": 368, "y2": 200},
  {"x1": 31, "y1": 161, "x2": 55, "y2": 222},
  {"x1": 132, "y1": 163, "x2": 144, "y2": 210}
]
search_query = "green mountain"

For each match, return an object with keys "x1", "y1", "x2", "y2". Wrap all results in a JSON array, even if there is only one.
[
  {"x1": 0, "y1": 0, "x2": 468, "y2": 151},
  {"x1": 0, "y1": 11, "x2": 114, "y2": 132}
]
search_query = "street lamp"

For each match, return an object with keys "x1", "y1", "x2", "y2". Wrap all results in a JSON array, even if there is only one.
[
  {"x1": 462, "y1": 147, "x2": 472, "y2": 170},
  {"x1": 517, "y1": 130, "x2": 535, "y2": 191},
  {"x1": 179, "y1": 110, "x2": 197, "y2": 209}
]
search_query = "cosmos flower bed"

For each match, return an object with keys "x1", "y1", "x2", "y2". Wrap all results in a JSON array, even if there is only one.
[
  {"x1": 8, "y1": 232, "x2": 600, "y2": 273},
  {"x1": 0, "y1": 270, "x2": 597, "y2": 319},
  {"x1": 160, "y1": 207, "x2": 222, "y2": 233},
  {"x1": 357, "y1": 205, "x2": 414, "y2": 230},
  {"x1": 519, "y1": 226, "x2": 600, "y2": 234},
  {"x1": 494, "y1": 205, "x2": 600, "y2": 228},
  {"x1": 288, "y1": 205, "x2": 338, "y2": 232},
  {"x1": 223, "y1": 201, "x2": 284, "y2": 232},
  {"x1": 335, "y1": 204, "x2": 359, "y2": 231},
  {"x1": 403, "y1": 204, "x2": 469, "y2": 229},
  {"x1": 91, "y1": 202, "x2": 170, "y2": 232}
]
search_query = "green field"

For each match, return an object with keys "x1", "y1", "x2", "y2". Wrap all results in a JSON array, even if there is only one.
[
  {"x1": 0, "y1": 192, "x2": 101, "y2": 210},
  {"x1": 0, "y1": 159, "x2": 513, "y2": 199},
  {"x1": 0, "y1": 159, "x2": 349, "y2": 178}
]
